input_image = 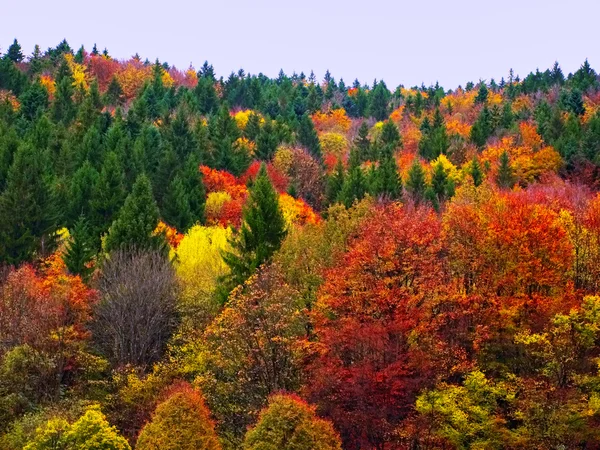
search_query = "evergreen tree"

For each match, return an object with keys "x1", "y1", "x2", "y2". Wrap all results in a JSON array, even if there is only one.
[
  {"x1": 474, "y1": 82, "x2": 489, "y2": 104},
  {"x1": 339, "y1": 148, "x2": 367, "y2": 208},
  {"x1": 354, "y1": 121, "x2": 371, "y2": 161},
  {"x1": 244, "y1": 112, "x2": 262, "y2": 141},
  {"x1": 419, "y1": 108, "x2": 449, "y2": 160},
  {"x1": 220, "y1": 164, "x2": 287, "y2": 302},
  {"x1": 369, "y1": 81, "x2": 390, "y2": 121},
  {"x1": 162, "y1": 174, "x2": 193, "y2": 232},
  {"x1": 68, "y1": 160, "x2": 99, "y2": 226},
  {"x1": 182, "y1": 154, "x2": 206, "y2": 226},
  {"x1": 405, "y1": 158, "x2": 427, "y2": 203},
  {"x1": 52, "y1": 61, "x2": 75, "y2": 123},
  {"x1": 63, "y1": 215, "x2": 96, "y2": 280},
  {"x1": 372, "y1": 143, "x2": 402, "y2": 200},
  {"x1": 90, "y1": 151, "x2": 126, "y2": 240},
  {"x1": 327, "y1": 158, "x2": 345, "y2": 205},
  {"x1": 256, "y1": 119, "x2": 279, "y2": 160},
  {"x1": 471, "y1": 156, "x2": 484, "y2": 187},
  {"x1": 19, "y1": 80, "x2": 49, "y2": 121},
  {"x1": 380, "y1": 120, "x2": 401, "y2": 148},
  {"x1": 431, "y1": 160, "x2": 450, "y2": 202},
  {"x1": 470, "y1": 106, "x2": 494, "y2": 148},
  {"x1": 297, "y1": 113, "x2": 322, "y2": 161},
  {"x1": 104, "y1": 174, "x2": 163, "y2": 253},
  {"x1": 496, "y1": 151, "x2": 515, "y2": 189},
  {"x1": 0, "y1": 144, "x2": 58, "y2": 264},
  {"x1": 6, "y1": 39, "x2": 24, "y2": 63}
]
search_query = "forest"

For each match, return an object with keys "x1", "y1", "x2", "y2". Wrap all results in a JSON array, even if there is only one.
[{"x1": 1, "y1": 37, "x2": 600, "y2": 449}]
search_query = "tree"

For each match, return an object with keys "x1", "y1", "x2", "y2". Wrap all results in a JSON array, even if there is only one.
[
  {"x1": 243, "y1": 394, "x2": 342, "y2": 450},
  {"x1": 354, "y1": 121, "x2": 371, "y2": 161},
  {"x1": 220, "y1": 164, "x2": 287, "y2": 300},
  {"x1": 0, "y1": 144, "x2": 58, "y2": 264},
  {"x1": 470, "y1": 106, "x2": 493, "y2": 148},
  {"x1": 430, "y1": 160, "x2": 453, "y2": 204},
  {"x1": 405, "y1": 158, "x2": 427, "y2": 203},
  {"x1": 307, "y1": 205, "x2": 442, "y2": 449},
  {"x1": 199, "y1": 265, "x2": 306, "y2": 444},
  {"x1": 369, "y1": 81, "x2": 390, "y2": 121},
  {"x1": 90, "y1": 152, "x2": 126, "y2": 241},
  {"x1": 372, "y1": 144, "x2": 402, "y2": 200},
  {"x1": 162, "y1": 175, "x2": 194, "y2": 232},
  {"x1": 297, "y1": 113, "x2": 322, "y2": 161},
  {"x1": 256, "y1": 119, "x2": 279, "y2": 160},
  {"x1": 104, "y1": 174, "x2": 163, "y2": 253},
  {"x1": 63, "y1": 216, "x2": 95, "y2": 280},
  {"x1": 327, "y1": 159, "x2": 345, "y2": 205},
  {"x1": 136, "y1": 384, "x2": 221, "y2": 450},
  {"x1": 339, "y1": 148, "x2": 367, "y2": 208},
  {"x1": 474, "y1": 82, "x2": 489, "y2": 104},
  {"x1": 471, "y1": 156, "x2": 484, "y2": 187},
  {"x1": 94, "y1": 249, "x2": 178, "y2": 367},
  {"x1": 496, "y1": 151, "x2": 515, "y2": 189},
  {"x1": 6, "y1": 39, "x2": 24, "y2": 63},
  {"x1": 24, "y1": 406, "x2": 130, "y2": 450}
]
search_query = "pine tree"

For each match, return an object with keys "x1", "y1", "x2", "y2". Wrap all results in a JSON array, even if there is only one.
[
  {"x1": 431, "y1": 161, "x2": 449, "y2": 201},
  {"x1": 373, "y1": 143, "x2": 402, "y2": 200},
  {"x1": 471, "y1": 156, "x2": 484, "y2": 187},
  {"x1": 339, "y1": 148, "x2": 367, "y2": 208},
  {"x1": 220, "y1": 164, "x2": 287, "y2": 302},
  {"x1": 470, "y1": 106, "x2": 493, "y2": 148},
  {"x1": 354, "y1": 122, "x2": 371, "y2": 161},
  {"x1": 68, "y1": 160, "x2": 99, "y2": 226},
  {"x1": 0, "y1": 144, "x2": 58, "y2": 264},
  {"x1": 52, "y1": 60, "x2": 75, "y2": 123},
  {"x1": 63, "y1": 215, "x2": 96, "y2": 280},
  {"x1": 496, "y1": 151, "x2": 515, "y2": 189},
  {"x1": 369, "y1": 81, "x2": 390, "y2": 121},
  {"x1": 90, "y1": 152, "x2": 127, "y2": 241},
  {"x1": 327, "y1": 159, "x2": 345, "y2": 205},
  {"x1": 6, "y1": 39, "x2": 24, "y2": 63},
  {"x1": 475, "y1": 82, "x2": 489, "y2": 104},
  {"x1": 244, "y1": 112, "x2": 262, "y2": 141},
  {"x1": 380, "y1": 120, "x2": 401, "y2": 148},
  {"x1": 405, "y1": 158, "x2": 427, "y2": 203},
  {"x1": 105, "y1": 174, "x2": 163, "y2": 253},
  {"x1": 162, "y1": 175, "x2": 193, "y2": 232},
  {"x1": 256, "y1": 119, "x2": 279, "y2": 160},
  {"x1": 297, "y1": 113, "x2": 322, "y2": 161}
]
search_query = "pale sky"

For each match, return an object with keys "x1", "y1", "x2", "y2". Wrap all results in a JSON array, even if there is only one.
[{"x1": 2, "y1": 0, "x2": 598, "y2": 89}]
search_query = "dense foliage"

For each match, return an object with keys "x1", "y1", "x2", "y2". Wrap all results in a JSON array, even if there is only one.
[{"x1": 2, "y1": 38, "x2": 600, "y2": 449}]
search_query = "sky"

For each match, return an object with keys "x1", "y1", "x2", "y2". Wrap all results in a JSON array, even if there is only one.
[{"x1": 2, "y1": 0, "x2": 599, "y2": 89}]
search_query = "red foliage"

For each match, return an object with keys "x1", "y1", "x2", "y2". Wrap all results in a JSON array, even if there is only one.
[
  {"x1": 306, "y1": 205, "x2": 443, "y2": 449},
  {"x1": 240, "y1": 161, "x2": 290, "y2": 193},
  {"x1": 87, "y1": 55, "x2": 120, "y2": 92}
]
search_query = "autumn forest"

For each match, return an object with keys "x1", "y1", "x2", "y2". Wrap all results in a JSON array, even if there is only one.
[{"x1": 1, "y1": 38, "x2": 600, "y2": 449}]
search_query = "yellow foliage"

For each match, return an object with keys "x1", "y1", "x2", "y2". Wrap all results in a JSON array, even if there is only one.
[
  {"x1": 279, "y1": 193, "x2": 320, "y2": 228},
  {"x1": 234, "y1": 136, "x2": 256, "y2": 156},
  {"x1": 162, "y1": 70, "x2": 174, "y2": 88},
  {"x1": 273, "y1": 146, "x2": 294, "y2": 175},
  {"x1": 431, "y1": 155, "x2": 462, "y2": 183},
  {"x1": 446, "y1": 117, "x2": 472, "y2": 139},
  {"x1": 319, "y1": 132, "x2": 348, "y2": 157},
  {"x1": 64, "y1": 53, "x2": 88, "y2": 91},
  {"x1": 234, "y1": 110, "x2": 263, "y2": 130},
  {"x1": 512, "y1": 95, "x2": 533, "y2": 114},
  {"x1": 39, "y1": 75, "x2": 56, "y2": 98},
  {"x1": 173, "y1": 226, "x2": 232, "y2": 317},
  {"x1": 205, "y1": 191, "x2": 232, "y2": 221}
]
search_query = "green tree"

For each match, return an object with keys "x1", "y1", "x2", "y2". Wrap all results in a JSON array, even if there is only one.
[
  {"x1": 90, "y1": 152, "x2": 126, "y2": 240},
  {"x1": 6, "y1": 39, "x2": 24, "y2": 63},
  {"x1": 327, "y1": 159, "x2": 345, "y2": 205},
  {"x1": 496, "y1": 151, "x2": 515, "y2": 189},
  {"x1": 63, "y1": 216, "x2": 96, "y2": 280},
  {"x1": 0, "y1": 144, "x2": 58, "y2": 264},
  {"x1": 405, "y1": 158, "x2": 427, "y2": 203},
  {"x1": 24, "y1": 406, "x2": 130, "y2": 450},
  {"x1": 297, "y1": 113, "x2": 322, "y2": 161},
  {"x1": 220, "y1": 164, "x2": 287, "y2": 301},
  {"x1": 475, "y1": 82, "x2": 489, "y2": 104},
  {"x1": 104, "y1": 174, "x2": 162, "y2": 253},
  {"x1": 339, "y1": 148, "x2": 367, "y2": 208},
  {"x1": 369, "y1": 81, "x2": 390, "y2": 121},
  {"x1": 470, "y1": 106, "x2": 494, "y2": 148},
  {"x1": 243, "y1": 394, "x2": 342, "y2": 450},
  {"x1": 471, "y1": 156, "x2": 484, "y2": 187},
  {"x1": 256, "y1": 118, "x2": 279, "y2": 160},
  {"x1": 162, "y1": 174, "x2": 193, "y2": 232},
  {"x1": 354, "y1": 121, "x2": 371, "y2": 161}
]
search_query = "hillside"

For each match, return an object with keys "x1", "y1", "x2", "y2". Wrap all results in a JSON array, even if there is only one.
[{"x1": 1, "y1": 38, "x2": 600, "y2": 449}]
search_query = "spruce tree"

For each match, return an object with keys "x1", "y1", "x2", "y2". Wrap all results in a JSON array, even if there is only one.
[
  {"x1": 354, "y1": 122, "x2": 371, "y2": 161},
  {"x1": 470, "y1": 106, "x2": 493, "y2": 148},
  {"x1": 373, "y1": 144, "x2": 402, "y2": 200},
  {"x1": 0, "y1": 144, "x2": 58, "y2": 264},
  {"x1": 104, "y1": 174, "x2": 162, "y2": 253},
  {"x1": 220, "y1": 164, "x2": 287, "y2": 302},
  {"x1": 63, "y1": 215, "x2": 96, "y2": 280},
  {"x1": 405, "y1": 158, "x2": 427, "y2": 203},
  {"x1": 297, "y1": 113, "x2": 322, "y2": 161},
  {"x1": 380, "y1": 120, "x2": 401, "y2": 148},
  {"x1": 475, "y1": 82, "x2": 489, "y2": 104},
  {"x1": 339, "y1": 148, "x2": 367, "y2": 208},
  {"x1": 369, "y1": 81, "x2": 390, "y2": 121},
  {"x1": 431, "y1": 161, "x2": 449, "y2": 201},
  {"x1": 90, "y1": 152, "x2": 127, "y2": 240},
  {"x1": 6, "y1": 39, "x2": 24, "y2": 63},
  {"x1": 256, "y1": 119, "x2": 279, "y2": 160},
  {"x1": 182, "y1": 155, "x2": 206, "y2": 226},
  {"x1": 327, "y1": 158, "x2": 345, "y2": 205},
  {"x1": 496, "y1": 151, "x2": 515, "y2": 189},
  {"x1": 471, "y1": 156, "x2": 484, "y2": 187},
  {"x1": 162, "y1": 175, "x2": 193, "y2": 232}
]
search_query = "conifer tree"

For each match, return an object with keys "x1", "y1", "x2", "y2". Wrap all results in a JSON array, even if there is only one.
[
  {"x1": 405, "y1": 158, "x2": 427, "y2": 203},
  {"x1": 339, "y1": 148, "x2": 367, "y2": 208},
  {"x1": 105, "y1": 173, "x2": 163, "y2": 253},
  {"x1": 63, "y1": 215, "x2": 96, "y2": 280},
  {"x1": 475, "y1": 82, "x2": 489, "y2": 104},
  {"x1": 471, "y1": 156, "x2": 484, "y2": 187},
  {"x1": 220, "y1": 164, "x2": 286, "y2": 302},
  {"x1": 369, "y1": 81, "x2": 390, "y2": 121},
  {"x1": 496, "y1": 151, "x2": 515, "y2": 189},
  {"x1": 6, "y1": 39, "x2": 24, "y2": 63},
  {"x1": 256, "y1": 119, "x2": 279, "y2": 160},
  {"x1": 354, "y1": 121, "x2": 371, "y2": 161},
  {"x1": 0, "y1": 144, "x2": 58, "y2": 264},
  {"x1": 470, "y1": 106, "x2": 494, "y2": 148},
  {"x1": 91, "y1": 152, "x2": 127, "y2": 240},
  {"x1": 297, "y1": 113, "x2": 322, "y2": 161},
  {"x1": 327, "y1": 159, "x2": 345, "y2": 205},
  {"x1": 373, "y1": 144, "x2": 402, "y2": 200},
  {"x1": 162, "y1": 174, "x2": 193, "y2": 232}
]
